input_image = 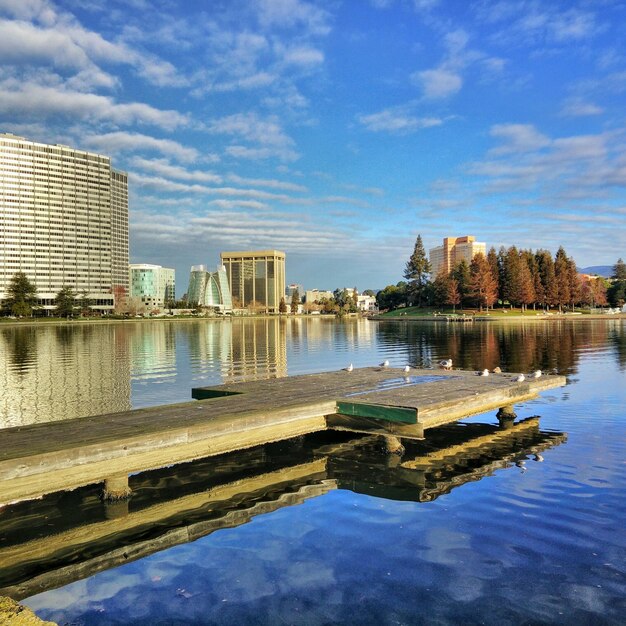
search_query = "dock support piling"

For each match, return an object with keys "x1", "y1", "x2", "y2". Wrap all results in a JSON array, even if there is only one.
[
  {"x1": 103, "y1": 475, "x2": 132, "y2": 501},
  {"x1": 497, "y1": 405, "x2": 517, "y2": 429},
  {"x1": 383, "y1": 435, "x2": 405, "y2": 456}
]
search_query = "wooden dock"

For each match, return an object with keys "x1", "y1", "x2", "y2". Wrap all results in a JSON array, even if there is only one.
[{"x1": 0, "y1": 367, "x2": 566, "y2": 505}]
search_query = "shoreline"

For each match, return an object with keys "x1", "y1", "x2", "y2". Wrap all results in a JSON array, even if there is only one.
[{"x1": 369, "y1": 312, "x2": 626, "y2": 322}]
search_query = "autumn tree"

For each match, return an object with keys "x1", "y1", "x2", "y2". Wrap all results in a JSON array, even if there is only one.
[
  {"x1": 554, "y1": 247, "x2": 571, "y2": 312},
  {"x1": 446, "y1": 277, "x2": 461, "y2": 313},
  {"x1": 2, "y1": 272, "x2": 37, "y2": 317},
  {"x1": 432, "y1": 270, "x2": 450, "y2": 309},
  {"x1": 451, "y1": 260, "x2": 471, "y2": 308},
  {"x1": 469, "y1": 253, "x2": 498, "y2": 311},
  {"x1": 486, "y1": 247, "x2": 500, "y2": 304},
  {"x1": 279, "y1": 297, "x2": 288, "y2": 314},
  {"x1": 536, "y1": 249, "x2": 558, "y2": 310},
  {"x1": 404, "y1": 234, "x2": 431, "y2": 307}
]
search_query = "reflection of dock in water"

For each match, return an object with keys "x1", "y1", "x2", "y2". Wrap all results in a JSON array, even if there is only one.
[{"x1": 0, "y1": 419, "x2": 566, "y2": 601}]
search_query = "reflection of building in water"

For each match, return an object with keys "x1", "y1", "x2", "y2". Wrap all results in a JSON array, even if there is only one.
[
  {"x1": 0, "y1": 418, "x2": 565, "y2": 600},
  {"x1": 127, "y1": 322, "x2": 177, "y2": 381},
  {"x1": 222, "y1": 318, "x2": 287, "y2": 382},
  {"x1": 186, "y1": 320, "x2": 233, "y2": 378},
  {"x1": 0, "y1": 325, "x2": 131, "y2": 428}
]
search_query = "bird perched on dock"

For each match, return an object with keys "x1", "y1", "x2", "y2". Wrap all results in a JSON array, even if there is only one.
[
  {"x1": 532, "y1": 370, "x2": 542, "y2": 378},
  {"x1": 477, "y1": 369, "x2": 489, "y2": 377},
  {"x1": 492, "y1": 367, "x2": 502, "y2": 374},
  {"x1": 403, "y1": 365, "x2": 411, "y2": 373},
  {"x1": 344, "y1": 363, "x2": 353, "y2": 372},
  {"x1": 514, "y1": 373, "x2": 525, "y2": 382},
  {"x1": 379, "y1": 359, "x2": 390, "y2": 368},
  {"x1": 439, "y1": 359, "x2": 453, "y2": 370}
]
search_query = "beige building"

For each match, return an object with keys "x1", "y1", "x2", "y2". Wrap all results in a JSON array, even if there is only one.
[
  {"x1": 429, "y1": 236, "x2": 486, "y2": 276},
  {"x1": 305, "y1": 289, "x2": 334, "y2": 304},
  {"x1": 0, "y1": 133, "x2": 129, "y2": 312},
  {"x1": 220, "y1": 250, "x2": 285, "y2": 313}
]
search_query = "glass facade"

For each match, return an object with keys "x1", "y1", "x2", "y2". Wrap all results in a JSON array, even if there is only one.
[
  {"x1": 186, "y1": 265, "x2": 232, "y2": 311},
  {"x1": 220, "y1": 250, "x2": 286, "y2": 313}
]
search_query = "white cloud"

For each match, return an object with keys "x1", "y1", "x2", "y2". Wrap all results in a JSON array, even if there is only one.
[
  {"x1": 560, "y1": 98, "x2": 604, "y2": 117},
  {"x1": 255, "y1": 0, "x2": 331, "y2": 36},
  {"x1": 0, "y1": 82, "x2": 188, "y2": 129},
  {"x1": 280, "y1": 45, "x2": 324, "y2": 67},
  {"x1": 413, "y1": 67, "x2": 463, "y2": 99},
  {"x1": 84, "y1": 132, "x2": 199, "y2": 162},
  {"x1": 358, "y1": 107, "x2": 444, "y2": 133},
  {"x1": 489, "y1": 124, "x2": 551, "y2": 154},
  {"x1": 130, "y1": 157, "x2": 222, "y2": 183}
]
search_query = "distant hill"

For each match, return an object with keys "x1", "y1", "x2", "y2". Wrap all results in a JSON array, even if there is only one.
[{"x1": 579, "y1": 265, "x2": 613, "y2": 277}]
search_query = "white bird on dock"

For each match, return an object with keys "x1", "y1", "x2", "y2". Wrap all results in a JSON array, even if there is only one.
[
  {"x1": 439, "y1": 359, "x2": 453, "y2": 370},
  {"x1": 478, "y1": 369, "x2": 489, "y2": 377},
  {"x1": 403, "y1": 365, "x2": 411, "y2": 373},
  {"x1": 514, "y1": 373, "x2": 525, "y2": 382},
  {"x1": 532, "y1": 370, "x2": 542, "y2": 378},
  {"x1": 344, "y1": 363, "x2": 353, "y2": 372},
  {"x1": 380, "y1": 359, "x2": 390, "y2": 368}
]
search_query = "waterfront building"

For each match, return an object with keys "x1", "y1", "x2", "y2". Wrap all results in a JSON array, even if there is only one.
[
  {"x1": 357, "y1": 294, "x2": 378, "y2": 312},
  {"x1": 429, "y1": 235, "x2": 486, "y2": 276},
  {"x1": 220, "y1": 250, "x2": 285, "y2": 313},
  {"x1": 0, "y1": 133, "x2": 129, "y2": 313},
  {"x1": 187, "y1": 264, "x2": 232, "y2": 312},
  {"x1": 305, "y1": 289, "x2": 333, "y2": 304},
  {"x1": 129, "y1": 264, "x2": 175, "y2": 310}
]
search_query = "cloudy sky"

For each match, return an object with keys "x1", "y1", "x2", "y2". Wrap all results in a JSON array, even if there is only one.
[{"x1": 1, "y1": 0, "x2": 625, "y2": 292}]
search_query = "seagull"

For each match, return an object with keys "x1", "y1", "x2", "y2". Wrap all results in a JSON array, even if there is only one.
[
  {"x1": 379, "y1": 359, "x2": 390, "y2": 368},
  {"x1": 478, "y1": 369, "x2": 489, "y2": 377},
  {"x1": 403, "y1": 365, "x2": 411, "y2": 373},
  {"x1": 492, "y1": 367, "x2": 502, "y2": 374},
  {"x1": 439, "y1": 359, "x2": 453, "y2": 370},
  {"x1": 514, "y1": 373, "x2": 525, "y2": 382},
  {"x1": 344, "y1": 363, "x2": 353, "y2": 372},
  {"x1": 532, "y1": 370, "x2": 542, "y2": 378}
]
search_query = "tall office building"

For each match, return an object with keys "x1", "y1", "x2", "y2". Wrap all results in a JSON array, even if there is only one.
[
  {"x1": 129, "y1": 264, "x2": 175, "y2": 309},
  {"x1": 429, "y1": 236, "x2": 486, "y2": 277},
  {"x1": 0, "y1": 133, "x2": 129, "y2": 313},
  {"x1": 220, "y1": 250, "x2": 286, "y2": 313}
]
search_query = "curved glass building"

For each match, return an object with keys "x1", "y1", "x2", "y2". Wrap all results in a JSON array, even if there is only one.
[{"x1": 187, "y1": 265, "x2": 232, "y2": 312}]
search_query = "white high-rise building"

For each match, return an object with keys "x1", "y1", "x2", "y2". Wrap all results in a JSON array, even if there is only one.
[{"x1": 0, "y1": 133, "x2": 129, "y2": 312}]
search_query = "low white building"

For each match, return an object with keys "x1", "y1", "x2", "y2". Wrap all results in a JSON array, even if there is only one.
[{"x1": 357, "y1": 294, "x2": 377, "y2": 312}]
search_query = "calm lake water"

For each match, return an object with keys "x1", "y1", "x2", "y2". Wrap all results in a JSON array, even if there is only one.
[{"x1": 1, "y1": 318, "x2": 625, "y2": 625}]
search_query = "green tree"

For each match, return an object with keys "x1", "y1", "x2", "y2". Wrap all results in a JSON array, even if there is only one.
[
  {"x1": 54, "y1": 286, "x2": 77, "y2": 317},
  {"x1": 3, "y1": 272, "x2": 37, "y2": 317},
  {"x1": 279, "y1": 297, "x2": 288, "y2": 314},
  {"x1": 404, "y1": 234, "x2": 431, "y2": 307},
  {"x1": 290, "y1": 288, "x2": 300, "y2": 314},
  {"x1": 613, "y1": 258, "x2": 626, "y2": 280},
  {"x1": 376, "y1": 283, "x2": 407, "y2": 311},
  {"x1": 432, "y1": 270, "x2": 450, "y2": 309}
]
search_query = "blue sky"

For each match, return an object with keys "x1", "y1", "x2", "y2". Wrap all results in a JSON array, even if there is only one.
[{"x1": 1, "y1": 0, "x2": 625, "y2": 292}]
